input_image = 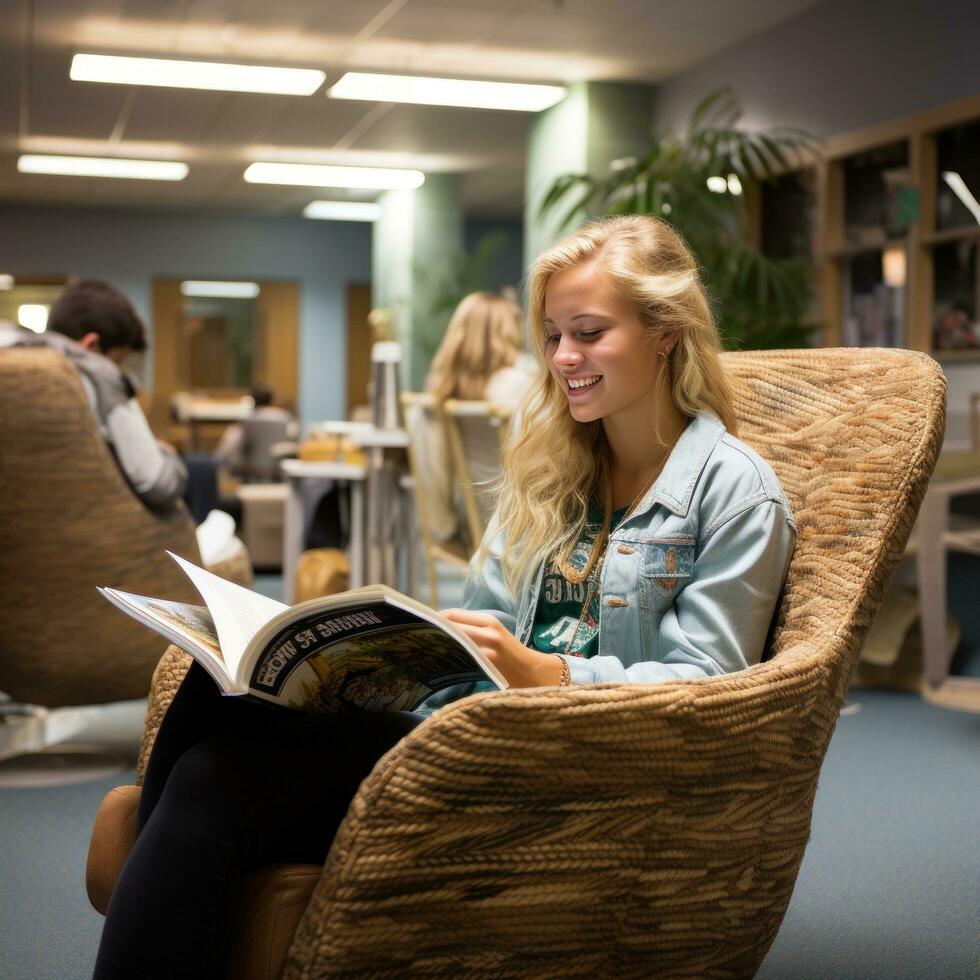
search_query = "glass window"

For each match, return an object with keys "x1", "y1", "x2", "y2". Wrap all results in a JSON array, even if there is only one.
[
  {"x1": 179, "y1": 294, "x2": 257, "y2": 391},
  {"x1": 761, "y1": 169, "x2": 817, "y2": 260},
  {"x1": 843, "y1": 141, "x2": 912, "y2": 247},
  {"x1": 935, "y1": 120, "x2": 980, "y2": 233},
  {"x1": 932, "y1": 239, "x2": 979, "y2": 350},
  {"x1": 843, "y1": 249, "x2": 905, "y2": 348}
]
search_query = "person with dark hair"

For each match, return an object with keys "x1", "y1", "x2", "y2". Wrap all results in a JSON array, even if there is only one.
[
  {"x1": 46, "y1": 278, "x2": 149, "y2": 357},
  {"x1": 0, "y1": 279, "x2": 187, "y2": 510},
  {"x1": 214, "y1": 384, "x2": 296, "y2": 481},
  {"x1": 249, "y1": 383, "x2": 274, "y2": 409}
]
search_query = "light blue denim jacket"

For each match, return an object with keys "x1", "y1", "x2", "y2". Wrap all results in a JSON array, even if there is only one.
[{"x1": 462, "y1": 410, "x2": 796, "y2": 685}]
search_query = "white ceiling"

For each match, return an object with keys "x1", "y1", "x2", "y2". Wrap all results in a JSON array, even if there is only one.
[{"x1": 0, "y1": 0, "x2": 827, "y2": 219}]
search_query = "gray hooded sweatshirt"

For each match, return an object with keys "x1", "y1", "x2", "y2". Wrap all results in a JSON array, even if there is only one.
[{"x1": 1, "y1": 322, "x2": 187, "y2": 509}]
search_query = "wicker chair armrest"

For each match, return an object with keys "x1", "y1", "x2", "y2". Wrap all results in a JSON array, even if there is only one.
[
  {"x1": 136, "y1": 646, "x2": 193, "y2": 785},
  {"x1": 286, "y1": 643, "x2": 834, "y2": 978}
]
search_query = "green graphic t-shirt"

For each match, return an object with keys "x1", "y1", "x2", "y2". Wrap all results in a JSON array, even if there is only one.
[{"x1": 531, "y1": 500, "x2": 628, "y2": 659}]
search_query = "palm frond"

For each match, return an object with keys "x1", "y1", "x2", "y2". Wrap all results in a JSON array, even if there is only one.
[{"x1": 539, "y1": 86, "x2": 820, "y2": 350}]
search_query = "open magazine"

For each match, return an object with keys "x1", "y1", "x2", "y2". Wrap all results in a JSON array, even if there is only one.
[{"x1": 99, "y1": 553, "x2": 507, "y2": 712}]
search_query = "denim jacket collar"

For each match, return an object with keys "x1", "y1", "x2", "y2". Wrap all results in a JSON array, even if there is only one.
[{"x1": 628, "y1": 410, "x2": 726, "y2": 522}]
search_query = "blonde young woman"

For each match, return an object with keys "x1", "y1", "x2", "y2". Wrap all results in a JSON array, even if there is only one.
[
  {"x1": 442, "y1": 214, "x2": 796, "y2": 686},
  {"x1": 94, "y1": 217, "x2": 795, "y2": 979}
]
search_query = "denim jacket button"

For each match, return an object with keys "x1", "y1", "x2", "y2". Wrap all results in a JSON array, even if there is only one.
[
  {"x1": 606, "y1": 597, "x2": 628, "y2": 608},
  {"x1": 617, "y1": 544, "x2": 636, "y2": 555}
]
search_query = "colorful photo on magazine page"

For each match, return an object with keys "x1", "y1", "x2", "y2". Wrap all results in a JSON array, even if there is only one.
[
  {"x1": 132, "y1": 596, "x2": 223, "y2": 663},
  {"x1": 255, "y1": 621, "x2": 484, "y2": 712}
]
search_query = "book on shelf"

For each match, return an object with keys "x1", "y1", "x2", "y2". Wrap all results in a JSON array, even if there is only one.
[{"x1": 99, "y1": 552, "x2": 506, "y2": 712}]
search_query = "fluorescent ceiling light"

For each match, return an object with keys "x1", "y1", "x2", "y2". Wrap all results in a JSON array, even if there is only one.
[
  {"x1": 244, "y1": 162, "x2": 424, "y2": 190},
  {"x1": 303, "y1": 201, "x2": 381, "y2": 221},
  {"x1": 0, "y1": 274, "x2": 14, "y2": 290},
  {"x1": 180, "y1": 281, "x2": 261, "y2": 299},
  {"x1": 18, "y1": 154, "x2": 188, "y2": 181},
  {"x1": 943, "y1": 171, "x2": 980, "y2": 226},
  {"x1": 71, "y1": 53, "x2": 325, "y2": 96},
  {"x1": 329, "y1": 72, "x2": 566, "y2": 112},
  {"x1": 18, "y1": 304, "x2": 48, "y2": 333}
]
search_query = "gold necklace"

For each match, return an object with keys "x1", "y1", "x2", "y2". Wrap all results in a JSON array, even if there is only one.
[{"x1": 562, "y1": 420, "x2": 688, "y2": 656}]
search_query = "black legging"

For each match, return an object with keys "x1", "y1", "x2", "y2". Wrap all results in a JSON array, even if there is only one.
[{"x1": 93, "y1": 662, "x2": 424, "y2": 979}]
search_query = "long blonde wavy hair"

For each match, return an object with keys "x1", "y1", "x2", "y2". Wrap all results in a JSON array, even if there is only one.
[
  {"x1": 489, "y1": 214, "x2": 737, "y2": 595},
  {"x1": 426, "y1": 291, "x2": 523, "y2": 401}
]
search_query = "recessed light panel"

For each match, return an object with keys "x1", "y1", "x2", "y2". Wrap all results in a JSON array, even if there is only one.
[
  {"x1": 244, "y1": 162, "x2": 424, "y2": 190},
  {"x1": 328, "y1": 72, "x2": 566, "y2": 112},
  {"x1": 303, "y1": 201, "x2": 382, "y2": 221},
  {"x1": 71, "y1": 53, "x2": 325, "y2": 96},
  {"x1": 180, "y1": 281, "x2": 261, "y2": 299},
  {"x1": 18, "y1": 155, "x2": 188, "y2": 181}
]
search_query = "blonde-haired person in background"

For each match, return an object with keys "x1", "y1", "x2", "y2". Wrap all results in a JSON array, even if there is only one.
[
  {"x1": 442, "y1": 214, "x2": 796, "y2": 688},
  {"x1": 92, "y1": 218, "x2": 796, "y2": 978},
  {"x1": 426, "y1": 290, "x2": 533, "y2": 409},
  {"x1": 416, "y1": 290, "x2": 535, "y2": 545}
]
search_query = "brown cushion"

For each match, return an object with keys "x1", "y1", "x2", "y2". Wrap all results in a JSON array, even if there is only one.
[
  {"x1": 86, "y1": 784, "x2": 141, "y2": 914},
  {"x1": 88, "y1": 783, "x2": 321, "y2": 978},
  {"x1": 226, "y1": 864, "x2": 323, "y2": 980},
  {"x1": 294, "y1": 548, "x2": 350, "y2": 603}
]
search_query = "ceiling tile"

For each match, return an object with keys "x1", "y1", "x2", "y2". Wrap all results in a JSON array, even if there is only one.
[
  {"x1": 29, "y1": 48, "x2": 131, "y2": 140},
  {"x1": 1, "y1": 0, "x2": 833, "y2": 216}
]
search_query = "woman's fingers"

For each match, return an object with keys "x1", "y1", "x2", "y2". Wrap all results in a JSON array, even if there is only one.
[{"x1": 440, "y1": 608, "x2": 500, "y2": 629}]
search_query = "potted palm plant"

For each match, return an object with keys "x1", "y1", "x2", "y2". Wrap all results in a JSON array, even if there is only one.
[{"x1": 540, "y1": 87, "x2": 821, "y2": 349}]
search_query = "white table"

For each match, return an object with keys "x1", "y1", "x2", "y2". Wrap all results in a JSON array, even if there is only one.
[
  {"x1": 280, "y1": 458, "x2": 367, "y2": 603},
  {"x1": 346, "y1": 427, "x2": 409, "y2": 586},
  {"x1": 173, "y1": 397, "x2": 253, "y2": 452}
]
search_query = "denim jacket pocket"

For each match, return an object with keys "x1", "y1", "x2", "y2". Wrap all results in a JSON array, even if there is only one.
[{"x1": 639, "y1": 537, "x2": 696, "y2": 597}]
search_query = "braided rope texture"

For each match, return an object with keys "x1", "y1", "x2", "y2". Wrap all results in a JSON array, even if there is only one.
[
  {"x1": 284, "y1": 349, "x2": 944, "y2": 978},
  {"x1": 0, "y1": 348, "x2": 202, "y2": 706},
  {"x1": 139, "y1": 348, "x2": 944, "y2": 977}
]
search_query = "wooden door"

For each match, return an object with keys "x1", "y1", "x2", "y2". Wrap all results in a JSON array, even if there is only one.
[
  {"x1": 254, "y1": 282, "x2": 300, "y2": 413},
  {"x1": 346, "y1": 283, "x2": 373, "y2": 418},
  {"x1": 150, "y1": 279, "x2": 183, "y2": 432},
  {"x1": 151, "y1": 278, "x2": 300, "y2": 429}
]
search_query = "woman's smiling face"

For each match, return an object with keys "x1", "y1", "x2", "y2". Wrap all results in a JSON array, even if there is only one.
[{"x1": 543, "y1": 260, "x2": 663, "y2": 426}]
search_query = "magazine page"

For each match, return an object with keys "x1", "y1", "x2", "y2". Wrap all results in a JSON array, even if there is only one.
[
  {"x1": 98, "y1": 587, "x2": 235, "y2": 691},
  {"x1": 379, "y1": 590, "x2": 508, "y2": 689},
  {"x1": 245, "y1": 597, "x2": 505, "y2": 711},
  {"x1": 169, "y1": 552, "x2": 288, "y2": 684}
]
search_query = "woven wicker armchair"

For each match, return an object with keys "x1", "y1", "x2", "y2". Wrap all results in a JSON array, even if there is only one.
[
  {"x1": 0, "y1": 347, "x2": 249, "y2": 707},
  {"x1": 87, "y1": 348, "x2": 944, "y2": 978}
]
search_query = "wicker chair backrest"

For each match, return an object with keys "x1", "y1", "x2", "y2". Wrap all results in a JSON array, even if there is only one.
[
  {"x1": 278, "y1": 348, "x2": 944, "y2": 979},
  {"x1": 0, "y1": 347, "x2": 201, "y2": 706}
]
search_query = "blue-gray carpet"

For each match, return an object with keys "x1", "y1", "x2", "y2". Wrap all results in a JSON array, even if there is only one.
[{"x1": 1, "y1": 563, "x2": 978, "y2": 978}]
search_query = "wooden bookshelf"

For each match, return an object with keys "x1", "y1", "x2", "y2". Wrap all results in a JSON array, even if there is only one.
[{"x1": 757, "y1": 92, "x2": 980, "y2": 356}]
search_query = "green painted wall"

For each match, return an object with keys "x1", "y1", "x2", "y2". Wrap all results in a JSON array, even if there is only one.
[
  {"x1": 524, "y1": 81, "x2": 655, "y2": 264},
  {"x1": 410, "y1": 173, "x2": 463, "y2": 391},
  {"x1": 372, "y1": 174, "x2": 463, "y2": 391},
  {"x1": 587, "y1": 82, "x2": 655, "y2": 178},
  {"x1": 523, "y1": 82, "x2": 589, "y2": 267}
]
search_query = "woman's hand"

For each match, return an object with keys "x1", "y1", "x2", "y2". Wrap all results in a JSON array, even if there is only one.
[{"x1": 440, "y1": 609, "x2": 565, "y2": 688}]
